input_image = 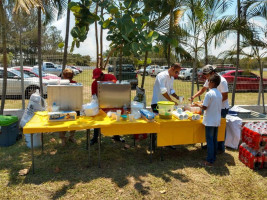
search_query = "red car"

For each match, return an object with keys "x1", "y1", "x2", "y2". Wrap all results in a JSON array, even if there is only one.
[
  {"x1": 12, "y1": 67, "x2": 61, "y2": 80},
  {"x1": 220, "y1": 70, "x2": 267, "y2": 92}
]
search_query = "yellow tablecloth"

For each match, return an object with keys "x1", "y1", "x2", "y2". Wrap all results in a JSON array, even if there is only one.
[
  {"x1": 23, "y1": 111, "x2": 226, "y2": 147},
  {"x1": 23, "y1": 110, "x2": 159, "y2": 135},
  {"x1": 155, "y1": 116, "x2": 226, "y2": 146}
]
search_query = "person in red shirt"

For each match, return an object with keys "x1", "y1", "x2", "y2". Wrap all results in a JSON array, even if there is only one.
[
  {"x1": 91, "y1": 68, "x2": 117, "y2": 95},
  {"x1": 59, "y1": 68, "x2": 77, "y2": 146},
  {"x1": 90, "y1": 68, "x2": 125, "y2": 145}
]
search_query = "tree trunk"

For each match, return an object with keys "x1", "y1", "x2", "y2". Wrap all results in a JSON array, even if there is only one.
[
  {"x1": 167, "y1": 9, "x2": 173, "y2": 68},
  {"x1": 119, "y1": 46, "x2": 122, "y2": 82},
  {"x1": 258, "y1": 59, "x2": 266, "y2": 114},
  {"x1": 62, "y1": 0, "x2": 71, "y2": 72},
  {"x1": 95, "y1": 2, "x2": 99, "y2": 68},
  {"x1": 141, "y1": 51, "x2": 148, "y2": 89},
  {"x1": 19, "y1": 21, "x2": 25, "y2": 110},
  {"x1": 38, "y1": 7, "x2": 44, "y2": 99},
  {"x1": 191, "y1": 50, "x2": 197, "y2": 98},
  {"x1": 100, "y1": 4, "x2": 104, "y2": 69},
  {"x1": 0, "y1": 1, "x2": 7, "y2": 115},
  {"x1": 204, "y1": 40, "x2": 208, "y2": 65},
  {"x1": 232, "y1": 0, "x2": 240, "y2": 107}
]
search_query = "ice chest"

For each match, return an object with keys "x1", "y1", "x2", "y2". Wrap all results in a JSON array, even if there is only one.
[{"x1": 0, "y1": 115, "x2": 19, "y2": 147}]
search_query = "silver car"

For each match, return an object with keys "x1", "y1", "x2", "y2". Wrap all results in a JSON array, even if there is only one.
[{"x1": 0, "y1": 67, "x2": 48, "y2": 99}]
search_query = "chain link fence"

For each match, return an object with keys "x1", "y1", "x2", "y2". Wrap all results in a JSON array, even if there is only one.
[{"x1": 1, "y1": 55, "x2": 266, "y2": 113}]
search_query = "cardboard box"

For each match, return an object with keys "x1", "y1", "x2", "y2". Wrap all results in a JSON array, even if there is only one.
[{"x1": 48, "y1": 111, "x2": 77, "y2": 121}]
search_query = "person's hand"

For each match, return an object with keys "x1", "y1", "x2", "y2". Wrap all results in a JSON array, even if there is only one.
[
  {"x1": 188, "y1": 96, "x2": 194, "y2": 102},
  {"x1": 174, "y1": 101, "x2": 178, "y2": 106}
]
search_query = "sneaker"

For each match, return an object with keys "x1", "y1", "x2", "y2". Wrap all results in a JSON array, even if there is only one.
[
  {"x1": 112, "y1": 135, "x2": 125, "y2": 143},
  {"x1": 90, "y1": 138, "x2": 98, "y2": 146},
  {"x1": 168, "y1": 145, "x2": 176, "y2": 150},
  {"x1": 201, "y1": 161, "x2": 213, "y2": 167}
]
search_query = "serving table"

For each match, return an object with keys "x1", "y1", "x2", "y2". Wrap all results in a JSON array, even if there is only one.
[{"x1": 23, "y1": 111, "x2": 226, "y2": 173}]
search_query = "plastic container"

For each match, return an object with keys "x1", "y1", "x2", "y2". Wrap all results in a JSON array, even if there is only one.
[
  {"x1": 25, "y1": 133, "x2": 42, "y2": 148},
  {"x1": 121, "y1": 114, "x2": 128, "y2": 121},
  {"x1": 157, "y1": 101, "x2": 175, "y2": 119},
  {"x1": 0, "y1": 115, "x2": 19, "y2": 147}
]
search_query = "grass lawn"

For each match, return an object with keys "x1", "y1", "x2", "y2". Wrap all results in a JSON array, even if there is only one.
[
  {"x1": 3, "y1": 69, "x2": 267, "y2": 109},
  {"x1": 1, "y1": 70, "x2": 267, "y2": 199},
  {"x1": 0, "y1": 132, "x2": 267, "y2": 199}
]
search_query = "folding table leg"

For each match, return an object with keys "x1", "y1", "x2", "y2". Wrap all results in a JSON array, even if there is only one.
[
  {"x1": 87, "y1": 129, "x2": 91, "y2": 166},
  {"x1": 41, "y1": 133, "x2": 44, "y2": 153},
  {"x1": 31, "y1": 134, "x2": 35, "y2": 174},
  {"x1": 86, "y1": 130, "x2": 89, "y2": 150},
  {"x1": 150, "y1": 133, "x2": 153, "y2": 163},
  {"x1": 98, "y1": 131, "x2": 101, "y2": 168}
]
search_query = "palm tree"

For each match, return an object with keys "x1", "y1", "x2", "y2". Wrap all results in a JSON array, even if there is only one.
[
  {"x1": 62, "y1": 0, "x2": 70, "y2": 71},
  {"x1": 201, "y1": 0, "x2": 233, "y2": 64},
  {"x1": 0, "y1": 0, "x2": 8, "y2": 114}
]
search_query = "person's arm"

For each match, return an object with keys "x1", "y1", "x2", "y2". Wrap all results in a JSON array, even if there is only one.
[
  {"x1": 91, "y1": 81, "x2": 97, "y2": 96},
  {"x1": 189, "y1": 87, "x2": 207, "y2": 101},
  {"x1": 222, "y1": 92, "x2": 228, "y2": 102},
  {"x1": 158, "y1": 75, "x2": 178, "y2": 105},
  {"x1": 201, "y1": 93, "x2": 210, "y2": 111},
  {"x1": 171, "y1": 93, "x2": 181, "y2": 101}
]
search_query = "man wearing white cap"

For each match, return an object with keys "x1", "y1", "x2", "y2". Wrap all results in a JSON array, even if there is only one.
[{"x1": 190, "y1": 65, "x2": 229, "y2": 154}]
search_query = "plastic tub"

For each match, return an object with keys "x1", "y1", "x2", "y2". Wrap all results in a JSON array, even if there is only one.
[
  {"x1": 25, "y1": 133, "x2": 42, "y2": 148},
  {"x1": 157, "y1": 101, "x2": 175, "y2": 119}
]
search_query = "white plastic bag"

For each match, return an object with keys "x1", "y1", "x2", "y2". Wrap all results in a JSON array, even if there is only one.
[
  {"x1": 82, "y1": 95, "x2": 99, "y2": 116},
  {"x1": 20, "y1": 90, "x2": 46, "y2": 127}
]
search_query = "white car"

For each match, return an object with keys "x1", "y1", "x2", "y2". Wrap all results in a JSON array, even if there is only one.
[
  {"x1": 56, "y1": 65, "x2": 80, "y2": 75},
  {"x1": 151, "y1": 66, "x2": 169, "y2": 76},
  {"x1": 138, "y1": 66, "x2": 152, "y2": 76},
  {"x1": 178, "y1": 68, "x2": 193, "y2": 80},
  {"x1": 0, "y1": 67, "x2": 48, "y2": 99}
]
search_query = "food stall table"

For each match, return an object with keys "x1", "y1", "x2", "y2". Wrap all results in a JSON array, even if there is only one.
[
  {"x1": 23, "y1": 110, "x2": 159, "y2": 173},
  {"x1": 155, "y1": 116, "x2": 226, "y2": 159}
]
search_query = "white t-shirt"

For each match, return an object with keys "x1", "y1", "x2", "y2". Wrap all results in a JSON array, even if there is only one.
[
  {"x1": 204, "y1": 75, "x2": 229, "y2": 109},
  {"x1": 151, "y1": 70, "x2": 175, "y2": 104},
  {"x1": 202, "y1": 88, "x2": 222, "y2": 127}
]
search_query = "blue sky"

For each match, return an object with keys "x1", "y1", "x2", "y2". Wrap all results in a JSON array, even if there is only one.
[{"x1": 51, "y1": 1, "x2": 265, "y2": 61}]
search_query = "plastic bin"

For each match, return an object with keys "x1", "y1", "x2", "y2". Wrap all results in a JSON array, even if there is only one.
[
  {"x1": 0, "y1": 115, "x2": 19, "y2": 147},
  {"x1": 25, "y1": 133, "x2": 42, "y2": 148}
]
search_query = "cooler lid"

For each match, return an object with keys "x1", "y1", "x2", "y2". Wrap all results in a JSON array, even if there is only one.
[{"x1": 0, "y1": 115, "x2": 18, "y2": 126}]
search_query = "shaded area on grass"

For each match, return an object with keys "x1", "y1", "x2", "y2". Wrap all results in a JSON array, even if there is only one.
[{"x1": 0, "y1": 131, "x2": 266, "y2": 199}]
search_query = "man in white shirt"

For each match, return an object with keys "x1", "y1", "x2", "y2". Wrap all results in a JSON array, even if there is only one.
[
  {"x1": 151, "y1": 63, "x2": 182, "y2": 150},
  {"x1": 190, "y1": 65, "x2": 229, "y2": 153},
  {"x1": 151, "y1": 63, "x2": 182, "y2": 112}
]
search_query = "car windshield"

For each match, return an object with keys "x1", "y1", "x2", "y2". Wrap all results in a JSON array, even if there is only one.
[{"x1": 10, "y1": 69, "x2": 31, "y2": 78}]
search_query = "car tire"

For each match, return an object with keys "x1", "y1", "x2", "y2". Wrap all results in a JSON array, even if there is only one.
[
  {"x1": 186, "y1": 76, "x2": 190, "y2": 80},
  {"x1": 145, "y1": 72, "x2": 148, "y2": 76},
  {"x1": 25, "y1": 86, "x2": 40, "y2": 99}
]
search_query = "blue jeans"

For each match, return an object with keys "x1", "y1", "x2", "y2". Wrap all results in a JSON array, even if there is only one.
[
  {"x1": 218, "y1": 108, "x2": 229, "y2": 152},
  {"x1": 205, "y1": 126, "x2": 218, "y2": 163}
]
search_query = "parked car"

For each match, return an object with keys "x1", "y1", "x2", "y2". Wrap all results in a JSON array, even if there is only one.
[
  {"x1": 33, "y1": 62, "x2": 62, "y2": 76},
  {"x1": 151, "y1": 66, "x2": 169, "y2": 76},
  {"x1": 219, "y1": 70, "x2": 267, "y2": 92},
  {"x1": 178, "y1": 68, "x2": 192, "y2": 80},
  {"x1": 137, "y1": 66, "x2": 152, "y2": 76},
  {"x1": 0, "y1": 67, "x2": 48, "y2": 98},
  {"x1": 147, "y1": 65, "x2": 161, "y2": 75},
  {"x1": 114, "y1": 64, "x2": 138, "y2": 89},
  {"x1": 12, "y1": 66, "x2": 61, "y2": 80},
  {"x1": 108, "y1": 65, "x2": 114, "y2": 73},
  {"x1": 72, "y1": 66, "x2": 83, "y2": 73}
]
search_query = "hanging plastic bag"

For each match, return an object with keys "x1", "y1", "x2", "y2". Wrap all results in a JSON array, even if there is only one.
[
  {"x1": 20, "y1": 89, "x2": 46, "y2": 127},
  {"x1": 133, "y1": 87, "x2": 146, "y2": 108},
  {"x1": 82, "y1": 95, "x2": 99, "y2": 116}
]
